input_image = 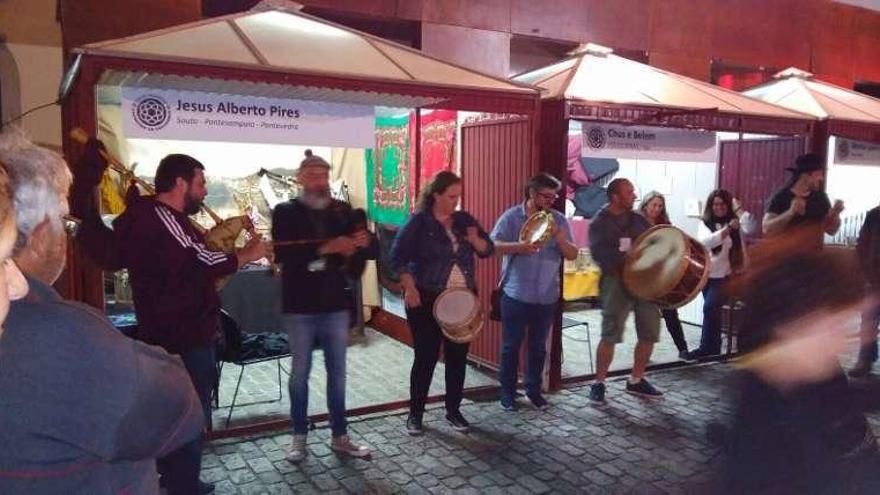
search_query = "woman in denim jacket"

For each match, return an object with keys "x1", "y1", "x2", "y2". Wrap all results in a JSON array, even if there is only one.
[{"x1": 390, "y1": 171, "x2": 493, "y2": 436}]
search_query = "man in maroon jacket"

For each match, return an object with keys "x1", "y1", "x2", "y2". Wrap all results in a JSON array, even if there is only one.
[{"x1": 75, "y1": 150, "x2": 267, "y2": 494}]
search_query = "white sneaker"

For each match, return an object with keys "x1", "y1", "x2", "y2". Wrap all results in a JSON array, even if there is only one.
[
  {"x1": 330, "y1": 435, "x2": 371, "y2": 458},
  {"x1": 285, "y1": 434, "x2": 307, "y2": 463}
]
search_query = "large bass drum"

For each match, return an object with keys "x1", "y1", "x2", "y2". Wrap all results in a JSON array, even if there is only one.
[
  {"x1": 433, "y1": 287, "x2": 484, "y2": 344},
  {"x1": 622, "y1": 225, "x2": 710, "y2": 309}
]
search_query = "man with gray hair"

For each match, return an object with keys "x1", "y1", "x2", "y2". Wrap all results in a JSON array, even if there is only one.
[{"x1": 0, "y1": 129, "x2": 204, "y2": 494}]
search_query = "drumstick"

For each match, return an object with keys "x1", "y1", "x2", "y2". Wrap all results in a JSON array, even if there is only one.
[{"x1": 272, "y1": 238, "x2": 334, "y2": 247}]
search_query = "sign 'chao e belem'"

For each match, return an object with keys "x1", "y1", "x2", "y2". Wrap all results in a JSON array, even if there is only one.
[{"x1": 582, "y1": 123, "x2": 717, "y2": 162}]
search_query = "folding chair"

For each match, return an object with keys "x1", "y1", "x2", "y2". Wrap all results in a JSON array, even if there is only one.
[{"x1": 215, "y1": 310, "x2": 290, "y2": 428}]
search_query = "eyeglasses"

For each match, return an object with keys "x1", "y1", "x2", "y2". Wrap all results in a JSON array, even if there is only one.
[
  {"x1": 62, "y1": 214, "x2": 82, "y2": 238},
  {"x1": 536, "y1": 192, "x2": 559, "y2": 201}
]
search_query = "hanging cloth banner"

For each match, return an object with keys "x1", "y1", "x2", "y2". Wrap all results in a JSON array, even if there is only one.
[
  {"x1": 834, "y1": 137, "x2": 880, "y2": 166},
  {"x1": 413, "y1": 110, "x2": 457, "y2": 198},
  {"x1": 122, "y1": 87, "x2": 374, "y2": 147},
  {"x1": 582, "y1": 123, "x2": 716, "y2": 162},
  {"x1": 367, "y1": 114, "x2": 411, "y2": 226}
]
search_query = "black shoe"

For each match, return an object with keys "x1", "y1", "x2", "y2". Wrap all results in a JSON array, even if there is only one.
[
  {"x1": 500, "y1": 397, "x2": 518, "y2": 412},
  {"x1": 625, "y1": 378, "x2": 663, "y2": 398},
  {"x1": 446, "y1": 412, "x2": 470, "y2": 432},
  {"x1": 679, "y1": 350, "x2": 698, "y2": 363},
  {"x1": 684, "y1": 349, "x2": 710, "y2": 361},
  {"x1": 527, "y1": 393, "x2": 549, "y2": 410},
  {"x1": 405, "y1": 414, "x2": 423, "y2": 436},
  {"x1": 849, "y1": 360, "x2": 874, "y2": 378},
  {"x1": 588, "y1": 382, "x2": 606, "y2": 403}
]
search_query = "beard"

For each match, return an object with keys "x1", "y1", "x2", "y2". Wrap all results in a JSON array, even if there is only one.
[
  {"x1": 300, "y1": 188, "x2": 331, "y2": 210},
  {"x1": 183, "y1": 194, "x2": 202, "y2": 215}
]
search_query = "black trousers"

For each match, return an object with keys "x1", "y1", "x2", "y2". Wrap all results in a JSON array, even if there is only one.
[
  {"x1": 405, "y1": 290, "x2": 470, "y2": 417},
  {"x1": 661, "y1": 308, "x2": 688, "y2": 352}
]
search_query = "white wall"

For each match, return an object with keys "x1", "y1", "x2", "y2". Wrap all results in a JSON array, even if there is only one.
[{"x1": 826, "y1": 136, "x2": 880, "y2": 216}]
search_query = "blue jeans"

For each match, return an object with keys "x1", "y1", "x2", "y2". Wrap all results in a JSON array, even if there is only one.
[
  {"x1": 697, "y1": 278, "x2": 727, "y2": 355},
  {"x1": 499, "y1": 294, "x2": 556, "y2": 401},
  {"x1": 157, "y1": 346, "x2": 214, "y2": 495},
  {"x1": 284, "y1": 311, "x2": 349, "y2": 437}
]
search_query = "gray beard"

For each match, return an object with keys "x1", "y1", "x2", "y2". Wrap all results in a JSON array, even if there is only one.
[{"x1": 300, "y1": 190, "x2": 331, "y2": 210}]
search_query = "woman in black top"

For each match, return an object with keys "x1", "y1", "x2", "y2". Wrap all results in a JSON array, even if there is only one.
[{"x1": 390, "y1": 171, "x2": 493, "y2": 435}]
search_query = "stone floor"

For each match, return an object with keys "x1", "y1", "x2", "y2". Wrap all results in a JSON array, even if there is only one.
[
  {"x1": 214, "y1": 306, "x2": 707, "y2": 430},
  {"x1": 561, "y1": 304, "x2": 705, "y2": 377},
  {"x1": 213, "y1": 328, "x2": 497, "y2": 429},
  {"x1": 201, "y1": 361, "x2": 880, "y2": 494}
]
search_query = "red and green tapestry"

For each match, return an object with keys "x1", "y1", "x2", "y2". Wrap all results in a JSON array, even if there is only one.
[
  {"x1": 367, "y1": 114, "x2": 411, "y2": 226},
  {"x1": 411, "y1": 109, "x2": 457, "y2": 198}
]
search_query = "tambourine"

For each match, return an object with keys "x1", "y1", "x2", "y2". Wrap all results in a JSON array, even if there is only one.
[{"x1": 519, "y1": 210, "x2": 555, "y2": 247}]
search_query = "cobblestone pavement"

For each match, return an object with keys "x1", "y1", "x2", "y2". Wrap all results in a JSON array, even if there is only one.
[
  {"x1": 202, "y1": 362, "x2": 816, "y2": 494},
  {"x1": 213, "y1": 328, "x2": 496, "y2": 429}
]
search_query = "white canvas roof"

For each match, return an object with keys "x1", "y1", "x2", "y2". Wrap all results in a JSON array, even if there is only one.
[
  {"x1": 77, "y1": 7, "x2": 535, "y2": 99},
  {"x1": 744, "y1": 68, "x2": 880, "y2": 125},
  {"x1": 515, "y1": 44, "x2": 811, "y2": 122}
]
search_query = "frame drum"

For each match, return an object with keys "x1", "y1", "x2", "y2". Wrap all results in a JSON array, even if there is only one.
[
  {"x1": 519, "y1": 210, "x2": 555, "y2": 247},
  {"x1": 622, "y1": 225, "x2": 710, "y2": 309},
  {"x1": 433, "y1": 287, "x2": 484, "y2": 344}
]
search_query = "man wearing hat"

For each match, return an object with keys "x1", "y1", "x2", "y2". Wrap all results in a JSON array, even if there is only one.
[
  {"x1": 272, "y1": 151, "x2": 377, "y2": 463},
  {"x1": 763, "y1": 153, "x2": 844, "y2": 242}
]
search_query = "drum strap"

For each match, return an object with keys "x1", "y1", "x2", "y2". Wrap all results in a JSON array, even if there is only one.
[{"x1": 496, "y1": 254, "x2": 518, "y2": 291}]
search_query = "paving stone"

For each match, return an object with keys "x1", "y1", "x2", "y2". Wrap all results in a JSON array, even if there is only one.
[
  {"x1": 227, "y1": 468, "x2": 257, "y2": 485},
  {"x1": 516, "y1": 474, "x2": 551, "y2": 494},
  {"x1": 203, "y1": 361, "x2": 877, "y2": 494},
  {"x1": 220, "y1": 453, "x2": 247, "y2": 471}
]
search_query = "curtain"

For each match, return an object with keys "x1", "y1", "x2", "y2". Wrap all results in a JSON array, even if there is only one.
[{"x1": 366, "y1": 114, "x2": 411, "y2": 226}]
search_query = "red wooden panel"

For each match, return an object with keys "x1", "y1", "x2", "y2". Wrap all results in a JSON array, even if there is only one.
[
  {"x1": 510, "y1": 0, "x2": 589, "y2": 42},
  {"x1": 710, "y1": 0, "x2": 813, "y2": 70},
  {"x1": 422, "y1": 0, "x2": 512, "y2": 33},
  {"x1": 650, "y1": 0, "x2": 712, "y2": 59},
  {"x1": 718, "y1": 137, "x2": 807, "y2": 237},
  {"x1": 583, "y1": 0, "x2": 651, "y2": 51},
  {"x1": 460, "y1": 116, "x2": 535, "y2": 370}
]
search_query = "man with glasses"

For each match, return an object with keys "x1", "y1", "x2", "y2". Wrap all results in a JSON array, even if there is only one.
[{"x1": 490, "y1": 173, "x2": 578, "y2": 411}]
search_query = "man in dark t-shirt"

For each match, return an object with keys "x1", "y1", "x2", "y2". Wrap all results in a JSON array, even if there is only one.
[{"x1": 763, "y1": 153, "x2": 844, "y2": 245}]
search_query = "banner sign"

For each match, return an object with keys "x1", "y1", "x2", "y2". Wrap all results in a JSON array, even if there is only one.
[
  {"x1": 122, "y1": 87, "x2": 374, "y2": 147},
  {"x1": 834, "y1": 137, "x2": 880, "y2": 166},
  {"x1": 582, "y1": 123, "x2": 716, "y2": 162}
]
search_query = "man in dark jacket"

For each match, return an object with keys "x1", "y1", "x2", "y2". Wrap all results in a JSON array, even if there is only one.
[
  {"x1": 111, "y1": 154, "x2": 267, "y2": 494},
  {"x1": 850, "y1": 205, "x2": 880, "y2": 378},
  {"x1": 0, "y1": 131, "x2": 203, "y2": 494},
  {"x1": 273, "y1": 152, "x2": 377, "y2": 463}
]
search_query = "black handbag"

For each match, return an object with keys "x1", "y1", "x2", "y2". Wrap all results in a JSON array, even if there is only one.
[{"x1": 489, "y1": 254, "x2": 516, "y2": 321}]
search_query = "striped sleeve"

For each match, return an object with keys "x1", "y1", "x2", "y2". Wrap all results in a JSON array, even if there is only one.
[{"x1": 154, "y1": 206, "x2": 232, "y2": 267}]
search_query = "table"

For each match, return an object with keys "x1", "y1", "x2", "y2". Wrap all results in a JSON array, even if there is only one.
[{"x1": 562, "y1": 269, "x2": 600, "y2": 301}]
